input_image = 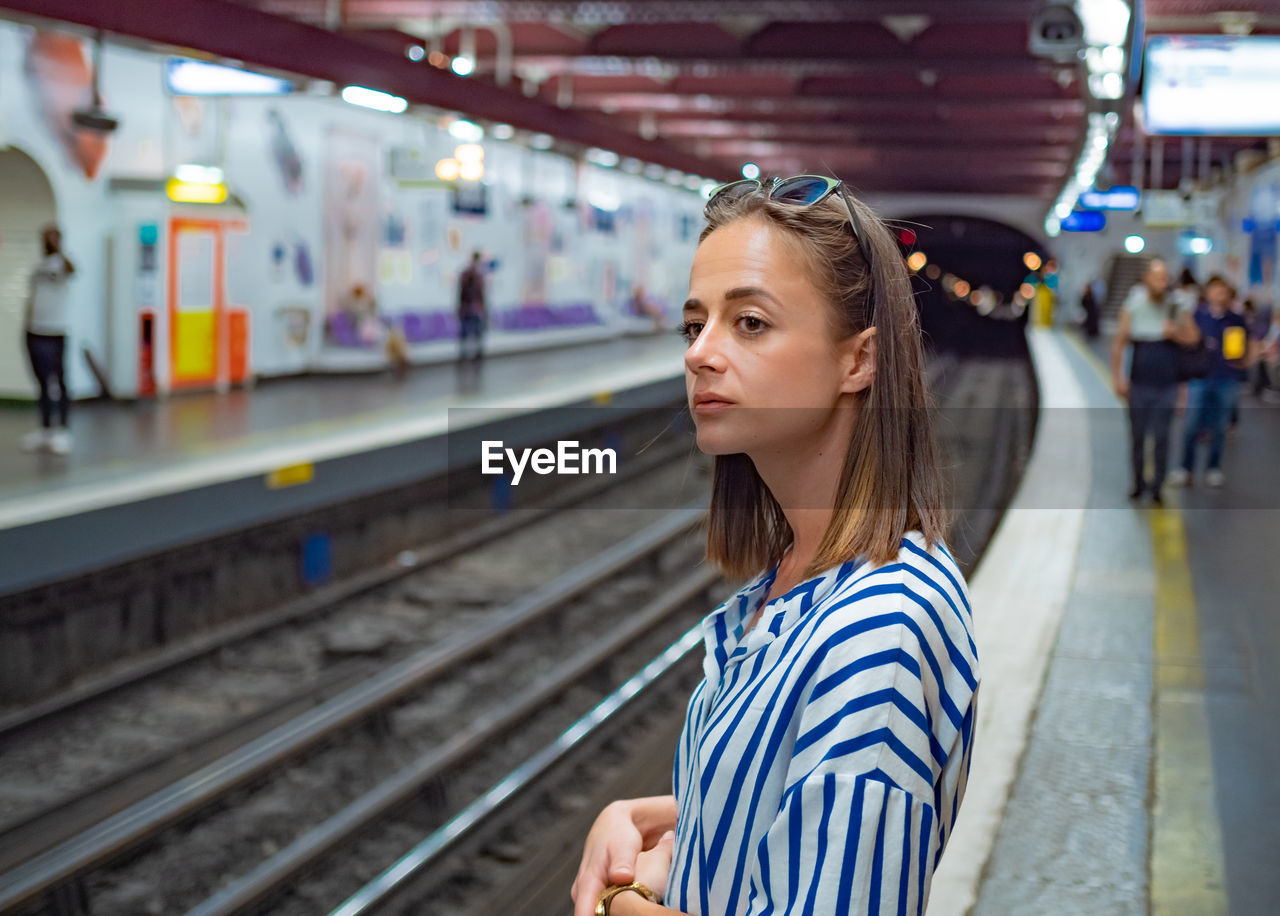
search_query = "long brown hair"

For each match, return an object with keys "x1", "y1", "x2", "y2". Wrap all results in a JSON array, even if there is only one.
[{"x1": 699, "y1": 180, "x2": 948, "y2": 579}]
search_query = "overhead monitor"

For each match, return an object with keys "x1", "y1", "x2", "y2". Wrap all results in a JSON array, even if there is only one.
[{"x1": 1144, "y1": 35, "x2": 1280, "y2": 135}]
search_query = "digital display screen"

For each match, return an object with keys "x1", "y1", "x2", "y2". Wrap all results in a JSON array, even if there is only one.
[{"x1": 1144, "y1": 35, "x2": 1280, "y2": 135}]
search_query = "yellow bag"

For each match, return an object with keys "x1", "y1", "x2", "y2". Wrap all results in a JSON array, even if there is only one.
[{"x1": 1223, "y1": 325, "x2": 1246, "y2": 361}]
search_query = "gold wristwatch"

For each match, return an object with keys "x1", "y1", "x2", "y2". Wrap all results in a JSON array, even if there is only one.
[{"x1": 595, "y1": 881, "x2": 657, "y2": 915}]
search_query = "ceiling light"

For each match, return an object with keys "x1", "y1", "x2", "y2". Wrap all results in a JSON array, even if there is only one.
[
  {"x1": 406, "y1": 45, "x2": 426, "y2": 62},
  {"x1": 585, "y1": 148, "x2": 620, "y2": 167},
  {"x1": 451, "y1": 56, "x2": 475, "y2": 77},
  {"x1": 741, "y1": 162, "x2": 760, "y2": 180},
  {"x1": 1124, "y1": 234, "x2": 1146, "y2": 253},
  {"x1": 1077, "y1": 0, "x2": 1131, "y2": 48},
  {"x1": 491, "y1": 123, "x2": 515, "y2": 140},
  {"x1": 436, "y1": 158, "x2": 461, "y2": 181},
  {"x1": 175, "y1": 164, "x2": 224, "y2": 184},
  {"x1": 166, "y1": 59, "x2": 293, "y2": 96},
  {"x1": 449, "y1": 118, "x2": 484, "y2": 142},
  {"x1": 341, "y1": 85, "x2": 407, "y2": 113}
]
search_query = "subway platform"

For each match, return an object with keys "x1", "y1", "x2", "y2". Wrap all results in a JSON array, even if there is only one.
[{"x1": 933, "y1": 326, "x2": 1279, "y2": 914}]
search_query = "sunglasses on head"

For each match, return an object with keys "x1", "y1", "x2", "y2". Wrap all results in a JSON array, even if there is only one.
[{"x1": 704, "y1": 174, "x2": 874, "y2": 275}]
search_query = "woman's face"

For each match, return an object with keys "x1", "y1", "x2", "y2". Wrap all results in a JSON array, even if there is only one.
[{"x1": 682, "y1": 216, "x2": 870, "y2": 457}]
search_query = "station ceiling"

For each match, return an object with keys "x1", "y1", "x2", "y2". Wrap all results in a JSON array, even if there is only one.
[{"x1": 5, "y1": 0, "x2": 1278, "y2": 203}]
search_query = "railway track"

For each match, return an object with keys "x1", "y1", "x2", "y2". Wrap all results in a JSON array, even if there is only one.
[
  {"x1": 0, "y1": 500, "x2": 718, "y2": 914},
  {"x1": 0, "y1": 434, "x2": 702, "y2": 863}
]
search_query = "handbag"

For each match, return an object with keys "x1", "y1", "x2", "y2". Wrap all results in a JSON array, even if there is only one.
[
  {"x1": 1172, "y1": 339, "x2": 1212, "y2": 382},
  {"x1": 1168, "y1": 303, "x2": 1212, "y2": 382}
]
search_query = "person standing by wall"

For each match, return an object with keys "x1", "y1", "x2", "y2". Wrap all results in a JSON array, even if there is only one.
[
  {"x1": 20, "y1": 225, "x2": 75, "y2": 455},
  {"x1": 1081, "y1": 276, "x2": 1101, "y2": 339},
  {"x1": 457, "y1": 250, "x2": 487, "y2": 361},
  {"x1": 1110, "y1": 258, "x2": 1199, "y2": 504}
]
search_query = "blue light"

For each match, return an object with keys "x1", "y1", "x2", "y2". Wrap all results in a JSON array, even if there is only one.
[
  {"x1": 1061, "y1": 210, "x2": 1107, "y2": 232},
  {"x1": 1079, "y1": 186, "x2": 1140, "y2": 211}
]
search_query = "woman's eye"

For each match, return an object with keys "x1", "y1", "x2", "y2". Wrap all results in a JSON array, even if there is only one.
[
  {"x1": 740, "y1": 315, "x2": 766, "y2": 333},
  {"x1": 677, "y1": 321, "x2": 703, "y2": 342}
]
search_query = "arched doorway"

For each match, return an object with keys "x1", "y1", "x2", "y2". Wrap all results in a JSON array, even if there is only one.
[{"x1": 0, "y1": 148, "x2": 57, "y2": 398}]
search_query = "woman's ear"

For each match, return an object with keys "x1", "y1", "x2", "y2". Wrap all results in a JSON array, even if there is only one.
[{"x1": 840, "y1": 326, "x2": 877, "y2": 394}]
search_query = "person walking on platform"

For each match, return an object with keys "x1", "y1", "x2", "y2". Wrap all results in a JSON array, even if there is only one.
[
  {"x1": 1111, "y1": 258, "x2": 1198, "y2": 504},
  {"x1": 1170, "y1": 276, "x2": 1256, "y2": 488},
  {"x1": 457, "y1": 250, "x2": 487, "y2": 361},
  {"x1": 1081, "y1": 276, "x2": 1102, "y2": 339},
  {"x1": 573, "y1": 176, "x2": 978, "y2": 916},
  {"x1": 20, "y1": 225, "x2": 75, "y2": 456}
]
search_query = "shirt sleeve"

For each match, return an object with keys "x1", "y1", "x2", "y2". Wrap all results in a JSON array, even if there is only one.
[
  {"x1": 742, "y1": 592, "x2": 977, "y2": 915},
  {"x1": 1121, "y1": 284, "x2": 1143, "y2": 320}
]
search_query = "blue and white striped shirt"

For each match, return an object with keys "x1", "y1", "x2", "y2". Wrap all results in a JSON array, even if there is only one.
[{"x1": 667, "y1": 532, "x2": 979, "y2": 915}]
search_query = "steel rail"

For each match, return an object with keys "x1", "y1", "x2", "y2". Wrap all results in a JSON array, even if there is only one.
[
  {"x1": 188, "y1": 568, "x2": 720, "y2": 915},
  {"x1": 0, "y1": 505, "x2": 704, "y2": 913},
  {"x1": 329, "y1": 626, "x2": 707, "y2": 916}
]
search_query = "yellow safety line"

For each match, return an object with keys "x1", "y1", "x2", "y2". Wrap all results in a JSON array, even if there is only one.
[
  {"x1": 1148, "y1": 508, "x2": 1228, "y2": 915},
  {"x1": 1061, "y1": 327, "x2": 1228, "y2": 914}
]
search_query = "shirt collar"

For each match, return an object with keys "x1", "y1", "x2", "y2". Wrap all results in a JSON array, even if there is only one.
[{"x1": 699, "y1": 556, "x2": 867, "y2": 678}]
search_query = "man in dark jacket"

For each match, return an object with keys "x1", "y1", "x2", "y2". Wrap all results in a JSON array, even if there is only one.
[{"x1": 457, "y1": 250, "x2": 486, "y2": 361}]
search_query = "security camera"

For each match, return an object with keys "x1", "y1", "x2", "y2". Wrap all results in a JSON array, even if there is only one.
[
  {"x1": 72, "y1": 107, "x2": 119, "y2": 133},
  {"x1": 1029, "y1": 2, "x2": 1085, "y2": 61}
]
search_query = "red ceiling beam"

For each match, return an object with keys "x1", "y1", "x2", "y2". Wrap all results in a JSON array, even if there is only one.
[
  {"x1": 0, "y1": 0, "x2": 734, "y2": 179},
  {"x1": 487, "y1": 54, "x2": 1065, "y2": 75},
  {"x1": 697, "y1": 141, "x2": 1076, "y2": 161},
  {"x1": 642, "y1": 122, "x2": 1083, "y2": 144},
  {"x1": 557, "y1": 94, "x2": 1085, "y2": 119},
  {"x1": 256, "y1": 1, "x2": 1038, "y2": 25}
]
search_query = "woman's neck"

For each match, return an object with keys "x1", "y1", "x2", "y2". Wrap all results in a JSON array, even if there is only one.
[{"x1": 749, "y1": 418, "x2": 852, "y2": 587}]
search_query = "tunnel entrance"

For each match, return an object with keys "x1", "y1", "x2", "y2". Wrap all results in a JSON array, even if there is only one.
[{"x1": 902, "y1": 214, "x2": 1049, "y2": 358}]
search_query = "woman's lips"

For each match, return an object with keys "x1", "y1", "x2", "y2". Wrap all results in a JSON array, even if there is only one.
[{"x1": 693, "y1": 397, "x2": 735, "y2": 413}]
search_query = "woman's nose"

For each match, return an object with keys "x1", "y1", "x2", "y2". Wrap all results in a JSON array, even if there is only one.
[{"x1": 684, "y1": 323, "x2": 726, "y2": 374}]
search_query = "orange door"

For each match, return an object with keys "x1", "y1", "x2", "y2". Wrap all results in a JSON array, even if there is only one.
[{"x1": 167, "y1": 217, "x2": 249, "y2": 390}]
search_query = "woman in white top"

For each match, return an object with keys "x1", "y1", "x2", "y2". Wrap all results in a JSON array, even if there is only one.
[
  {"x1": 573, "y1": 177, "x2": 979, "y2": 916},
  {"x1": 21, "y1": 225, "x2": 75, "y2": 455}
]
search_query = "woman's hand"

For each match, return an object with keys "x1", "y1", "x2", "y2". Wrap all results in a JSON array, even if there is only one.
[
  {"x1": 572, "y1": 797, "x2": 676, "y2": 916},
  {"x1": 632, "y1": 830, "x2": 675, "y2": 899}
]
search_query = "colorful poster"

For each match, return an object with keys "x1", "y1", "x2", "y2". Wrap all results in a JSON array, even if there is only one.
[{"x1": 323, "y1": 128, "x2": 379, "y2": 317}]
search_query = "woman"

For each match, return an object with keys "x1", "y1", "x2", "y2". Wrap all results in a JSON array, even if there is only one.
[{"x1": 572, "y1": 177, "x2": 980, "y2": 915}]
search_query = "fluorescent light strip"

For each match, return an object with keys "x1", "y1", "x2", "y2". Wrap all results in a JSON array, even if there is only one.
[
  {"x1": 341, "y1": 85, "x2": 408, "y2": 114},
  {"x1": 167, "y1": 58, "x2": 293, "y2": 96}
]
